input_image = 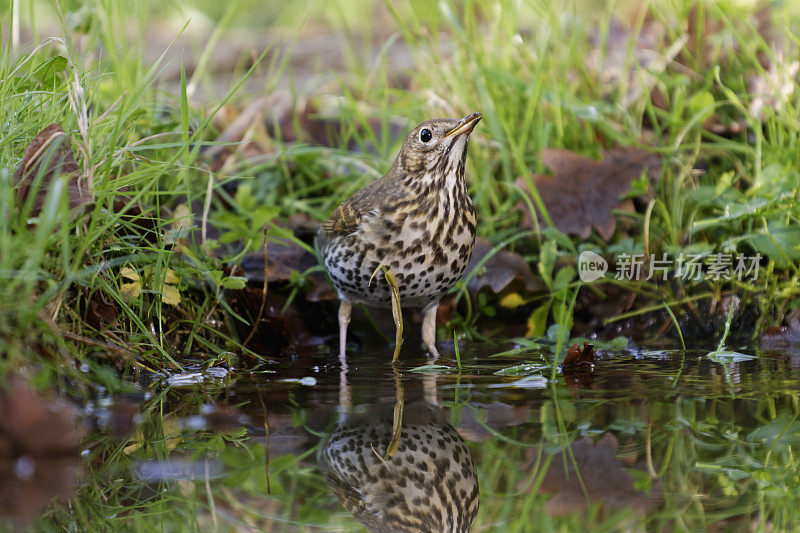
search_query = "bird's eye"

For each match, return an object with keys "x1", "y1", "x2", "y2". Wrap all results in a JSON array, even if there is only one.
[{"x1": 419, "y1": 128, "x2": 432, "y2": 143}]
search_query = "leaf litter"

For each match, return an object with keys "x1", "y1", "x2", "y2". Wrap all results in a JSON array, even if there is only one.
[
  {"x1": 12, "y1": 123, "x2": 92, "y2": 215},
  {"x1": 522, "y1": 432, "x2": 660, "y2": 516},
  {"x1": 517, "y1": 147, "x2": 661, "y2": 241},
  {"x1": 0, "y1": 378, "x2": 83, "y2": 526}
]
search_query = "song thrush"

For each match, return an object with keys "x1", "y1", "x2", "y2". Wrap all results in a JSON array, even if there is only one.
[
  {"x1": 318, "y1": 113, "x2": 481, "y2": 361},
  {"x1": 319, "y1": 402, "x2": 480, "y2": 532}
]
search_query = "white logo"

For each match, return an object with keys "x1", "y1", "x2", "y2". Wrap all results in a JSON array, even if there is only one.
[{"x1": 578, "y1": 251, "x2": 608, "y2": 282}]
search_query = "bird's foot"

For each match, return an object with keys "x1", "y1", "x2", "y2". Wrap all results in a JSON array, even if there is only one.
[{"x1": 426, "y1": 342, "x2": 440, "y2": 362}]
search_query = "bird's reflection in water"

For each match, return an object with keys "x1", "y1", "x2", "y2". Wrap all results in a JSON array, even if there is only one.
[{"x1": 320, "y1": 371, "x2": 479, "y2": 532}]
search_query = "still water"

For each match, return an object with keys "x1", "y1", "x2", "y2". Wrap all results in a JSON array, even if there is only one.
[{"x1": 16, "y1": 343, "x2": 800, "y2": 531}]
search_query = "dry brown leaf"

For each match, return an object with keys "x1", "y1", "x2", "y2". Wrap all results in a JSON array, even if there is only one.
[
  {"x1": 305, "y1": 271, "x2": 338, "y2": 302},
  {"x1": 0, "y1": 378, "x2": 83, "y2": 525},
  {"x1": 111, "y1": 198, "x2": 160, "y2": 244},
  {"x1": 225, "y1": 287, "x2": 318, "y2": 353},
  {"x1": 760, "y1": 309, "x2": 800, "y2": 354},
  {"x1": 241, "y1": 238, "x2": 314, "y2": 282},
  {"x1": 83, "y1": 290, "x2": 119, "y2": 329},
  {"x1": 13, "y1": 123, "x2": 91, "y2": 215},
  {"x1": 167, "y1": 203, "x2": 194, "y2": 243},
  {"x1": 563, "y1": 342, "x2": 596, "y2": 367},
  {"x1": 206, "y1": 97, "x2": 270, "y2": 171},
  {"x1": 465, "y1": 237, "x2": 543, "y2": 294},
  {"x1": 523, "y1": 433, "x2": 660, "y2": 516},
  {"x1": 0, "y1": 456, "x2": 81, "y2": 526},
  {"x1": 240, "y1": 236, "x2": 336, "y2": 302},
  {"x1": 562, "y1": 342, "x2": 597, "y2": 391},
  {"x1": 517, "y1": 147, "x2": 660, "y2": 241},
  {"x1": 587, "y1": 17, "x2": 666, "y2": 105},
  {"x1": 0, "y1": 378, "x2": 84, "y2": 456},
  {"x1": 201, "y1": 405, "x2": 248, "y2": 432}
]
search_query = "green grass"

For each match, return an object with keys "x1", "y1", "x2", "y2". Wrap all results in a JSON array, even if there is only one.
[
  {"x1": 1, "y1": 0, "x2": 278, "y2": 375},
  {"x1": 3, "y1": 0, "x2": 800, "y2": 376}
]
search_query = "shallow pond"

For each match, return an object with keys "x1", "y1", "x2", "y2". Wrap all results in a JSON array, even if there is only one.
[{"x1": 11, "y1": 341, "x2": 800, "y2": 531}]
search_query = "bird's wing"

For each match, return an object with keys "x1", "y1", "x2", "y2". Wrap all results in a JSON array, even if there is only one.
[
  {"x1": 319, "y1": 199, "x2": 367, "y2": 237},
  {"x1": 319, "y1": 174, "x2": 397, "y2": 237}
]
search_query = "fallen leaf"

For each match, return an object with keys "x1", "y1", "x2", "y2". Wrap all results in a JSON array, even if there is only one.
[
  {"x1": 167, "y1": 203, "x2": 194, "y2": 243},
  {"x1": 0, "y1": 379, "x2": 82, "y2": 525},
  {"x1": 164, "y1": 269, "x2": 180, "y2": 284},
  {"x1": 561, "y1": 342, "x2": 597, "y2": 391},
  {"x1": 160, "y1": 284, "x2": 182, "y2": 306},
  {"x1": 562, "y1": 342, "x2": 595, "y2": 367},
  {"x1": 760, "y1": 309, "x2": 800, "y2": 354},
  {"x1": 111, "y1": 198, "x2": 160, "y2": 245},
  {"x1": 523, "y1": 433, "x2": 660, "y2": 516},
  {"x1": 200, "y1": 404, "x2": 248, "y2": 433},
  {"x1": 465, "y1": 237, "x2": 543, "y2": 294},
  {"x1": 118, "y1": 266, "x2": 181, "y2": 305},
  {"x1": 120, "y1": 267, "x2": 139, "y2": 281},
  {"x1": 526, "y1": 301, "x2": 551, "y2": 338},
  {"x1": 83, "y1": 290, "x2": 119, "y2": 329},
  {"x1": 517, "y1": 147, "x2": 661, "y2": 240},
  {"x1": 499, "y1": 292, "x2": 525, "y2": 309},
  {"x1": 225, "y1": 287, "x2": 319, "y2": 352},
  {"x1": 12, "y1": 123, "x2": 91, "y2": 215},
  {"x1": 120, "y1": 281, "x2": 142, "y2": 301},
  {"x1": 270, "y1": 100, "x2": 405, "y2": 153},
  {"x1": 0, "y1": 377, "x2": 83, "y2": 457},
  {"x1": 240, "y1": 237, "x2": 336, "y2": 301}
]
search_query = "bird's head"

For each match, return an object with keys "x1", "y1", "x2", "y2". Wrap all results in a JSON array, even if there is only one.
[{"x1": 394, "y1": 112, "x2": 482, "y2": 178}]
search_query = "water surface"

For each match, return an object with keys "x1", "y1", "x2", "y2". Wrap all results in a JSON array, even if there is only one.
[{"x1": 18, "y1": 342, "x2": 800, "y2": 531}]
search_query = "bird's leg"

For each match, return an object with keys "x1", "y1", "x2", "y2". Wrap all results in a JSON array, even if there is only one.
[
  {"x1": 338, "y1": 300, "x2": 352, "y2": 370},
  {"x1": 337, "y1": 357, "x2": 351, "y2": 425},
  {"x1": 422, "y1": 372, "x2": 438, "y2": 405},
  {"x1": 422, "y1": 301, "x2": 440, "y2": 361}
]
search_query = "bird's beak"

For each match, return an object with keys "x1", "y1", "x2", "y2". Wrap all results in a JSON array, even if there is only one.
[{"x1": 443, "y1": 112, "x2": 482, "y2": 138}]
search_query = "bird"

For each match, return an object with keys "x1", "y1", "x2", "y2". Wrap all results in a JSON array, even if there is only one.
[
  {"x1": 319, "y1": 401, "x2": 480, "y2": 532},
  {"x1": 318, "y1": 112, "x2": 481, "y2": 362}
]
